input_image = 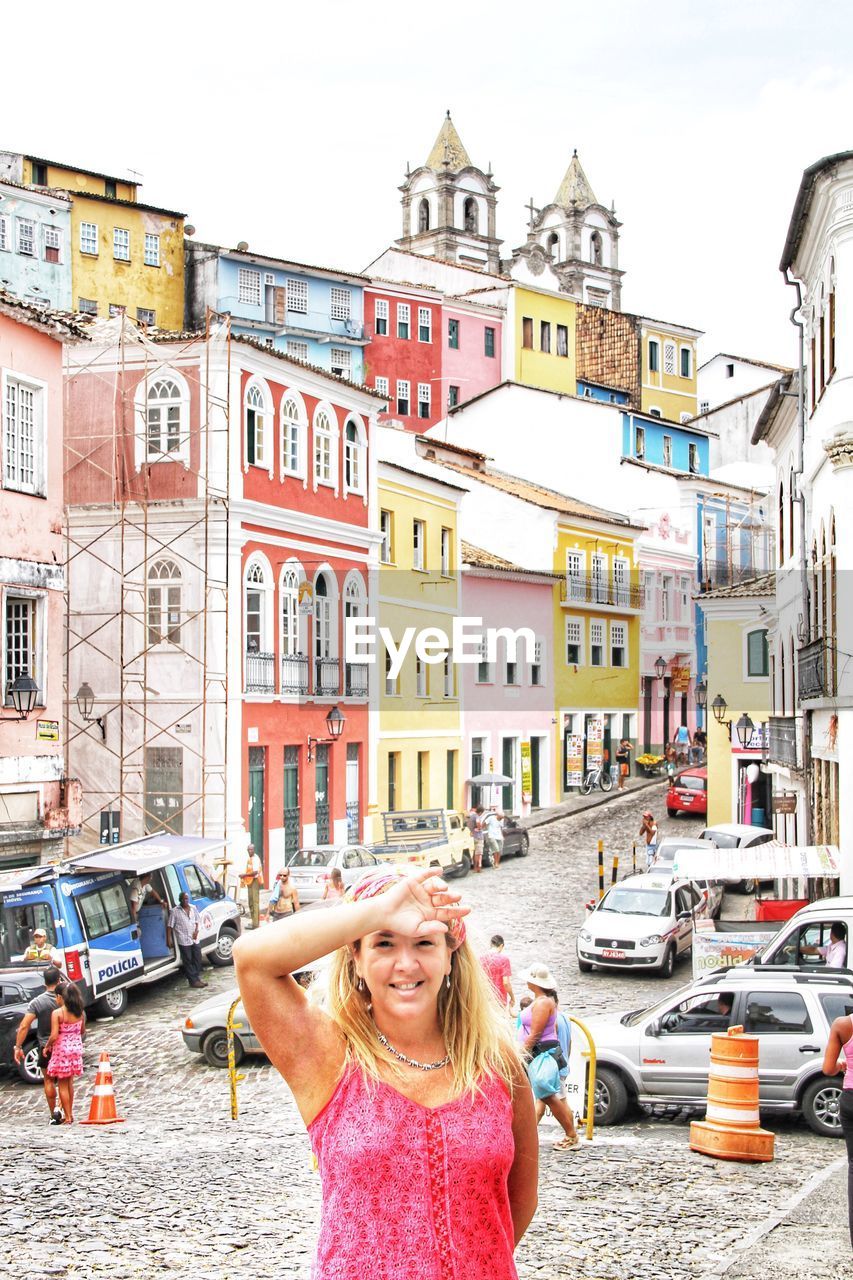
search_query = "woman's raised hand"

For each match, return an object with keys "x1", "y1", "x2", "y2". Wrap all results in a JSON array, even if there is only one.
[{"x1": 375, "y1": 867, "x2": 470, "y2": 939}]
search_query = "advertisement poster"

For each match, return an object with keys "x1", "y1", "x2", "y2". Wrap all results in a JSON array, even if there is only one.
[
  {"x1": 586, "y1": 715, "x2": 604, "y2": 770},
  {"x1": 36, "y1": 719, "x2": 59, "y2": 741},
  {"x1": 564, "y1": 734, "x2": 584, "y2": 789},
  {"x1": 692, "y1": 930, "x2": 769, "y2": 978},
  {"x1": 520, "y1": 741, "x2": 532, "y2": 797}
]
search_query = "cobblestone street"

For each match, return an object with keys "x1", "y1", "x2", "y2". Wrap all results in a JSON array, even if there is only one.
[{"x1": 0, "y1": 783, "x2": 847, "y2": 1279}]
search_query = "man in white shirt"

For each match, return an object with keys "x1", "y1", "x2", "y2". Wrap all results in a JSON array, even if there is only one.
[
  {"x1": 483, "y1": 811, "x2": 505, "y2": 869},
  {"x1": 166, "y1": 892, "x2": 207, "y2": 988},
  {"x1": 802, "y1": 922, "x2": 848, "y2": 968}
]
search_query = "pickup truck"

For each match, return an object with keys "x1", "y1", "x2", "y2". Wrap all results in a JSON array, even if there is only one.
[{"x1": 370, "y1": 810, "x2": 473, "y2": 878}]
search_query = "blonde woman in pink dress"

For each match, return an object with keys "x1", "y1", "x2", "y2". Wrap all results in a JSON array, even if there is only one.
[
  {"x1": 44, "y1": 982, "x2": 86, "y2": 1124},
  {"x1": 235, "y1": 866, "x2": 538, "y2": 1279}
]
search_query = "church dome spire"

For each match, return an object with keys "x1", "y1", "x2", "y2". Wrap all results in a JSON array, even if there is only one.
[
  {"x1": 425, "y1": 111, "x2": 473, "y2": 171},
  {"x1": 554, "y1": 150, "x2": 598, "y2": 209}
]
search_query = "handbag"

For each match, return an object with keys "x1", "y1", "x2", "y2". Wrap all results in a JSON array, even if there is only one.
[{"x1": 526, "y1": 1050, "x2": 561, "y2": 1100}]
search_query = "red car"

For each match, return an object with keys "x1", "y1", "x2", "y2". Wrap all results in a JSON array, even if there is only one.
[{"x1": 666, "y1": 766, "x2": 707, "y2": 817}]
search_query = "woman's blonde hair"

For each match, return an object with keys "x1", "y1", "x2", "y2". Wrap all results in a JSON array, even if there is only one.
[{"x1": 314, "y1": 935, "x2": 521, "y2": 1096}]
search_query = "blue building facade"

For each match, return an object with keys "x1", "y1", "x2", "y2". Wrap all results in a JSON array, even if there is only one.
[
  {"x1": 0, "y1": 182, "x2": 72, "y2": 312},
  {"x1": 577, "y1": 380, "x2": 630, "y2": 405},
  {"x1": 622, "y1": 410, "x2": 710, "y2": 474},
  {"x1": 185, "y1": 243, "x2": 367, "y2": 382}
]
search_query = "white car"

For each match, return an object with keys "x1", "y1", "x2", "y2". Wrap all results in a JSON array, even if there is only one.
[
  {"x1": 577, "y1": 873, "x2": 710, "y2": 979},
  {"x1": 650, "y1": 838, "x2": 724, "y2": 919},
  {"x1": 698, "y1": 824, "x2": 775, "y2": 893},
  {"x1": 285, "y1": 844, "x2": 382, "y2": 904}
]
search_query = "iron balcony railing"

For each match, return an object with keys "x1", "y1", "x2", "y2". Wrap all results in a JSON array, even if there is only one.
[
  {"x1": 281, "y1": 653, "x2": 309, "y2": 695},
  {"x1": 798, "y1": 637, "x2": 831, "y2": 700},
  {"x1": 767, "y1": 716, "x2": 799, "y2": 769},
  {"x1": 560, "y1": 575, "x2": 644, "y2": 610},
  {"x1": 245, "y1": 651, "x2": 275, "y2": 693},
  {"x1": 345, "y1": 663, "x2": 369, "y2": 697},
  {"x1": 315, "y1": 656, "x2": 340, "y2": 696}
]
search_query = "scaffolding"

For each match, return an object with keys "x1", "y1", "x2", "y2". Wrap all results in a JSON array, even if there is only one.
[
  {"x1": 62, "y1": 312, "x2": 232, "y2": 851},
  {"x1": 699, "y1": 487, "x2": 771, "y2": 590}
]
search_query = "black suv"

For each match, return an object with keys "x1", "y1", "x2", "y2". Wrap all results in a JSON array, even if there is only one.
[{"x1": 0, "y1": 968, "x2": 50, "y2": 1085}]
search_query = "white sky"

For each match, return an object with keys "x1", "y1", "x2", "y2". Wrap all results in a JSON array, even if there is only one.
[{"x1": 9, "y1": 0, "x2": 853, "y2": 367}]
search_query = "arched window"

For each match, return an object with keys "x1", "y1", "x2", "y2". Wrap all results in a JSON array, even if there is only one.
[
  {"x1": 244, "y1": 557, "x2": 274, "y2": 690},
  {"x1": 777, "y1": 479, "x2": 785, "y2": 567},
  {"x1": 418, "y1": 198, "x2": 430, "y2": 233},
  {"x1": 463, "y1": 197, "x2": 478, "y2": 234},
  {"x1": 779, "y1": 642, "x2": 786, "y2": 715},
  {"x1": 146, "y1": 379, "x2": 183, "y2": 461},
  {"x1": 829, "y1": 258, "x2": 837, "y2": 378},
  {"x1": 147, "y1": 558, "x2": 182, "y2": 644},
  {"x1": 746, "y1": 628, "x2": 769, "y2": 678},
  {"x1": 314, "y1": 570, "x2": 339, "y2": 696},
  {"x1": 313, "y1": 404, "x2": 338, "y2": 489},
  {"x1": 787, "y1": 465, "x2": 795, "y2": 561},
  {"x1": 547, "y1": 232, "x2": 560, "y2": 259},
  {"x1": 245, "y1": 561, "x2": 269, "y2": 654},
  {"x1": 281, "y1": 566, "x2": 300, "y2": 657},
  {"x1": 344, "y1": 417, "x2": 366, "y2": 496},
  {"x1": 281, "y1": 392, "x2": 306, "y2": 480},
  {"x1": 789, "y1": 633, "x2": 796, "y2": 715},
  {"x1": 245, "y1": 380, "x2": 271, "y2": 470},
  {"x1": 810, "y1": 536, "x2": 820, "y2": 639},
  {"x1": 590, "y1": 230, "x2": 603, "y2": 265}
]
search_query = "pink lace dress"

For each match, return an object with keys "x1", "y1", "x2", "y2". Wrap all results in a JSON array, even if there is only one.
[
  {"x1": 47, "y1": 1014, "x2": 84, "y2": 1079},
  {"x1": 308, "y1": 1066, "x2": 518, "y2": 1280}
]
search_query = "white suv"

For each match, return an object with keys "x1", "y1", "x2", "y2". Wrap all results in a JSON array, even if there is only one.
[
  {"x1": 577, "y1": 873, "x2": 709, "y2": 979},
  {"x1": 586, "y1": 967, "x2": 853, "y2": 1136}
]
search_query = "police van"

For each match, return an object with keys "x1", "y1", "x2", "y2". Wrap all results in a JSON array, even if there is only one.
[{"x1": 0, "y1": 834, "x2": 241, "y2": 1016}]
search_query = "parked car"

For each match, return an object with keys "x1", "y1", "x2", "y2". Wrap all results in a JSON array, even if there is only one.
[
  {"x1": 752, "y1": 895, "x2": 853, "y2": 970},
  {"x1": 698, "y1": 823, "x2": 775, "y2": 893},
  {"x1": 285, "y1": 844, "x2": 383, "y2": 905},
  {"x1": 650, "y1": 838, "x2": 723, "y2": 919},
  {"x1": 576, "y1": 872, "x2": 710, "y2": 978},
  {"x1": 586, "y1": 966, "x2": 853, "y2": 1136},
  {"x1": 666, "y1": 767, "x2": 707, "y2": 817},
  {"x1": 482, "y1": 815, "x2": 530, "y2": 867},
  {"x1": 370, "y1": 809, "x2": 473, "y2": 878},
  {"x1": 0, "y1": 968, "x2": 52, "y2": 1085}
]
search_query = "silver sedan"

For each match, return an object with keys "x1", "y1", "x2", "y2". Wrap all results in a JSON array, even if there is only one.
[{"x1": 285, "y1": 844, "x2": 382, "y2": 904}]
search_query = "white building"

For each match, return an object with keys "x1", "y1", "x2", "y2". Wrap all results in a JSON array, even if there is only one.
[{"x1": 698, "y1": 352, "x2": 791, "y2": 415}]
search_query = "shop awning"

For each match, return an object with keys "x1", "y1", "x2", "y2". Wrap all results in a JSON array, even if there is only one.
[
  {"x1": 672, "y1": 843, "x2": 841, "y2": 881},
  {"x1": 66, "y1": 834, "x2": 229, "y2": 875}
]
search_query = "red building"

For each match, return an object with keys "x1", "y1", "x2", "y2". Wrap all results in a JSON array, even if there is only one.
[{"x1": 64, "y1": 319, "x2": 381, "y2": 884}]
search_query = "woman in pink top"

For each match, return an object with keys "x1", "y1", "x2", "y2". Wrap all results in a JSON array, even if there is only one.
[
  {"x1": 822, "y1": 1011, "x2": 853, "y2": 1246},
  {"x1": 235, "y1": 865, "x2": 538, "y2": 1278}
]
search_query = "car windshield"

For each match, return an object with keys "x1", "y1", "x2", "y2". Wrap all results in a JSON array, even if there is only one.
[
  {"x1": 704, "y1": 832, "x2": 739, "y2": 849},
  {"x1": 287, "y1": 849, "x2": 336, "y2": 868},
  {"x1": 676, "y1": 775, "x2": 705, "y2": 791},
  {"x1": 621, "y1": 981, "x2": 697, "y2": 1026},
  {"x1": 598, "y1": 888, "x2": 671, "y2": 917}
]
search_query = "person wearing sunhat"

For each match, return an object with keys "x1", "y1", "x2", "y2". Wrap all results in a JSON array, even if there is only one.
[{"x1": 519, "y1": 964, "x2": 579, "y2": 1150}]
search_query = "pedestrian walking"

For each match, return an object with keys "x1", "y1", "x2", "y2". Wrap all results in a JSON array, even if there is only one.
[
  {"x1": 468, "y1": 805, "x2": 486, "y2": 872},
  {"x1": 615, "y1": 738, "x2": 632, "y2": 791},
  {"x1": 242, "y1": 844, "x2": 263, "y2": 930},
  {"x1": 166, "y1": 892, "x2": 208, "y2": 988},
  {"x1": 322, "y1": 867, "x2": 345, "y2": 903},
  {"x1": 234, "y1": 865, "x2": 538, "y2": 1278},
  {"x1": 674, "y1": 723, "x2": 691, "y2": 765},
  {"x1": 44, "y1": 982, "x2": 86, "y2": 1125},
  {"x1": 519, "y1": 964, "x2": 579, "y2": 1151},
  {"x1": 483, "y1": 809, "x2": 504, "y2": 869},
  {"x1": 639, "y1": 811, "x2": 658, "y2": 870},
  {"x1": 822, "y1": 1010, "x2": 853, "y2": 1246},
  {"x1": 267, "y1": 869, "x2": 300, "y2": 921},
  {"x1": 13, "y1": 966, "x2": 64, "y2": 1123},
  {"x1": 480, "y1": 935, "x2": 515, "y2": 1010}
]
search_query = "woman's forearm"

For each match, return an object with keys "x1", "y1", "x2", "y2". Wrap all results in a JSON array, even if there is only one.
[{"x1": 234, "y1": 897, "x2": 385, "y2": 977}]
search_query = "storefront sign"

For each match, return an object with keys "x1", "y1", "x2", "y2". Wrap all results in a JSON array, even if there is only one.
[
  {"x1": 564, "y1": 734, "x2": 584, "y2": 789},
  {"x1": 36, "y1": 719, "x2": 59, "y2": 741},
  {"x1": 586, "y1": 716, "x2": 604, "y2": 771},
  {"x1": 520, "y1": 741, "x2": 532, "y2": 796},
  {"x1": 671, "y1": 665, "x2": 691, "y2": 694},
  {"x1": 772, "y1": 792, "x2": 798, "y2": 814},
  {"x1": 692, "y1": 930, "x2": 768, "y2": 978}
]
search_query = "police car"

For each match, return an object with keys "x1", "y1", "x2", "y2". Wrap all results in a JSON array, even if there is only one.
[{"x1": 577, "y1": 872, "x2": 710, "y2": 978}]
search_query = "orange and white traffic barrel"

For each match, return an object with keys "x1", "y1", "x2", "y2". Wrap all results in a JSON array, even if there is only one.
[{"x1": 689, "y1": 1025, "x2": 774, "y2": 1162}]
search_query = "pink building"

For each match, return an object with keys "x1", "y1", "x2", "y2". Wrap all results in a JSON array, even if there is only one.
[
  {"x1": 0, "y1": 294, "x2": 82, "y2": 867},
  {"x1": 443, "y1": 298, "x2": 503, "y2": 413},
  {"x1": 638, "y1": 514, "x2": 698, "y2": 755},
  {"x1": 460, "y1": 544, "x2": 556, "y2": 814}
]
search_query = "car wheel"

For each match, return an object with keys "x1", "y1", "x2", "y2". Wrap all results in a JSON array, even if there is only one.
[
  {"x1": 600, "y1": 772, "x2": 613, "y2": 793},
  {"x1": 577, "y1": 958, "x2": 593, "y2": 973},
  {"x1": 94, "y1": 987, "x2": 128, "y2": 1018},
  {"x1": 667, "y1": 808, "x2": 678, "y2": 818},
  {"x1": 209, "y1": 925, "x2": 238, "y2": 967},
  {"x1": 202, "y1": 1029, "x2": 244, "y2": 1069},
  {"x1": 17, "y1": 1041, "x2": 43, "y2": 1085},
  {"x1": 657, "y1": 945, "x2": 676, "y2": 979},
  {"x1": 517, "y1": 834, "x2": 530, "y2": 857},
  {"x1": 455, "y1": 852, "x2": 471, "y2": 878},
  {"x1": 594, "y1": 1066, "x2": 629, "y2": 1125},
  {"x1": 801, "y1": 1076, "x2": 844, "y2": 1137}
]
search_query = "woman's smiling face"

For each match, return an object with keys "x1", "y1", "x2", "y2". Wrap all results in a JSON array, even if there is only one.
[{"x1": 356, "y1": 930, "x2": 452, "y2": 1019}]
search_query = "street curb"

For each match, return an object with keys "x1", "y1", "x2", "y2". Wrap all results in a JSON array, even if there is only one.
[
  {"x1": 696, "y1": 1152, "x2": 848, "y2": 1280},
  {"x1": 522, "y1": 776, "x2": 669, "y2": 831}
]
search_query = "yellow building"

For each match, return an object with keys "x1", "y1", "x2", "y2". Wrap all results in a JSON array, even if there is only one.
[
  {"x1": 374, "y1": 457, "x2": 465, "y2": 833},
  {"x1": 555, "y1": 513, "x2": 644, "y2": 793},
  {"x1": 697, "y1": 575, "x2": 773, "y2": 828},
  {"x1": 18, "y1": 151, "x2": 186, "y2": 330},
  {"x1": 639, "y1": 316, "x2": 702, "y2": 422},
  {"x1": 512, "y1": 284, "x2": 577, "y2": 394}
]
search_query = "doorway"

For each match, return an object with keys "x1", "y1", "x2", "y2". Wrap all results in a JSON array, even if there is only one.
[
  {"x1": 530, "y1": 738, "x2": 541, "y2": 808},
  {"x1": 248, "y1": 746, "x2": 266, "y2": 858}
]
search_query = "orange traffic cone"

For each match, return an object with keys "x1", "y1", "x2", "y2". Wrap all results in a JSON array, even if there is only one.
[
  {"x1": 80, "y1": 1050, "x2": 125, "y2": 1126},
  {"x1": 690, "y1": 1025, "x2": 773, "y2": 1162}
]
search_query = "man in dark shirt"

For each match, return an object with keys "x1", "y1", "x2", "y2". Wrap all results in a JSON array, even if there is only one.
[{"x1": 13, "y1": 966, "x2": 64, "y2": 1123}]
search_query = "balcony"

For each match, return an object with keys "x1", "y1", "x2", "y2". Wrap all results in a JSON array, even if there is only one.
[
  {"x1": 281, "y1": 653, "x2": 309, "y2": 696},
  {"x1": 245, "y1": 651, "x2": 275, "y2": 693},
  {"x1": 216, "y1": 297, "x2": 367, "y2": 344},
  {"x1": 798, "y1": 637, "x2": 832, "y2": 700},
  {"x1": 700, "y1": 561, "x2": 767, "y2": 592},
  {"x1": 315, "y1": 657, "x2": 340, "y2": 697},
  {"x1": 767, "y1": 716, "x2": 800, "y2": 769},
  {"x1": 345, "y1": 662, "x2": 369, "y2": 697},
  {"x1": 561, "y1": 575, "x2": 644, "y2": 612}
]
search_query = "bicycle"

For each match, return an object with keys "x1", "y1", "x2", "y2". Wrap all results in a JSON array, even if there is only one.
[{"x1": 580, "y1": 763, "x2": 613, "y2": 795}]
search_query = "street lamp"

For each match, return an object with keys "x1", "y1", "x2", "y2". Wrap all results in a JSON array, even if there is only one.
[
  {"x1": 7, "y1": 671, "x2": 40, "y2": 720},
  {"x1": 75, "y1": 681, "x2": 107, "y2": 741},
  {"x1": 735, "y1": 713, "x2": 755, "y2": 750},
  {"x1": 711, "y1": 693, "x2": 728, "y2": 726},
  {"x1": 654, "y1": 656, "x2": 667, "y2": 681},
  {"x1": 307, "y1": 704, "x2": 346, "y2": 763},
  {"x1": 694, "y1": 680, "x2": 707, "y2": 709}
]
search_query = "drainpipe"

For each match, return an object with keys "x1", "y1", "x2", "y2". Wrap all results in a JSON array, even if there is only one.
[{"x1": 783, "y1": 268, "x2": 813, "y2": 847}]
